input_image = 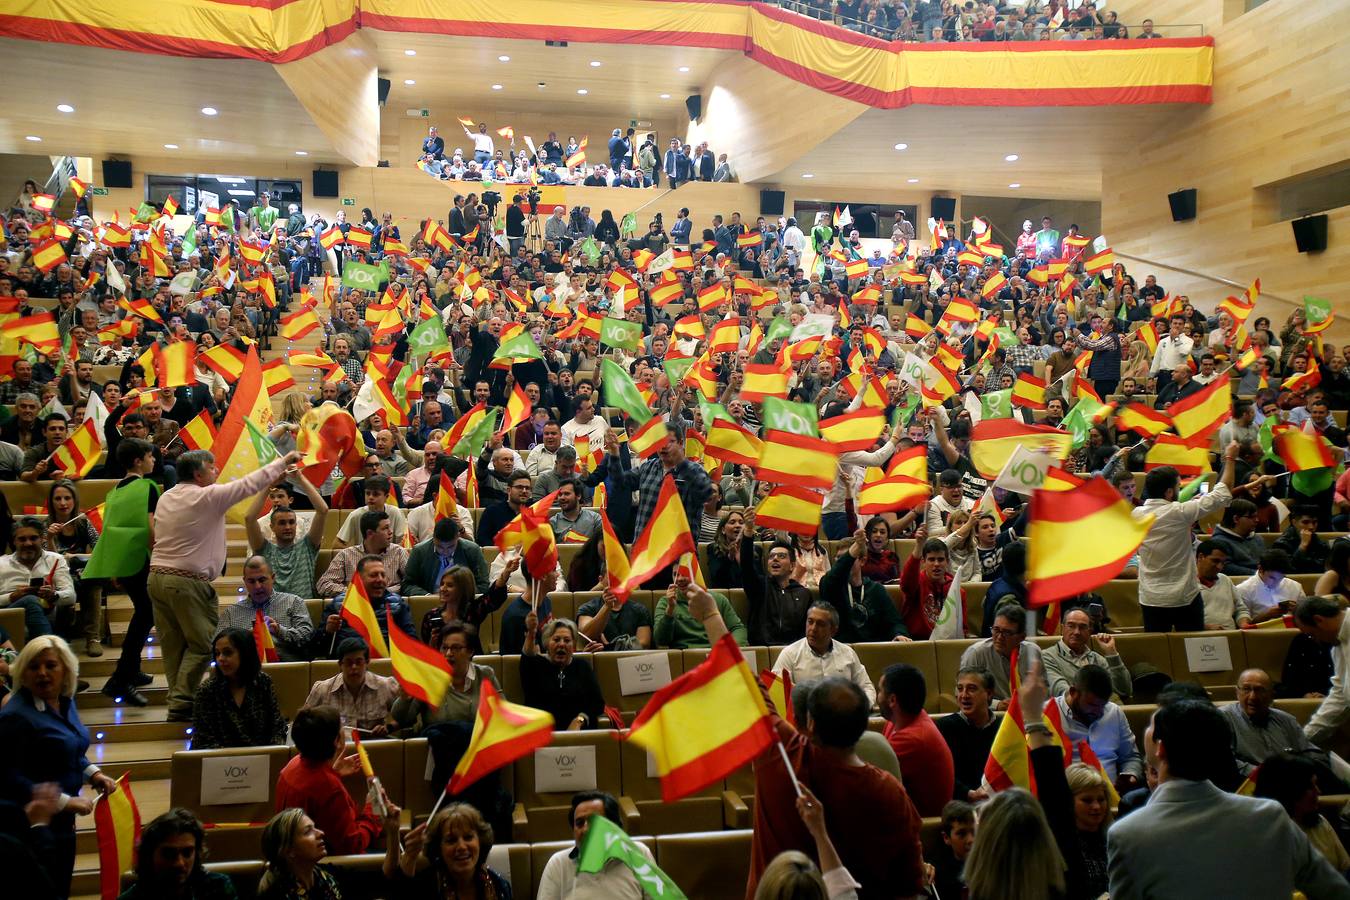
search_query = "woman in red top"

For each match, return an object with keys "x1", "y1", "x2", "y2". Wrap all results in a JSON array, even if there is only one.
[
  {"x1": 860, "y1": 516, "x2": 901, "y2": 584},
  {"x1": 897, "y1": 538, "x2": 962, "y2": 640}
]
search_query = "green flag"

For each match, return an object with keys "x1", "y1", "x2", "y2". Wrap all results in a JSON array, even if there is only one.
[
  {"x1": 245, "y1": 418, "x2": 281, "y2": 465},
  {"x1": 133, "y1": 202, "x2": 158, "y2": 224},
  {"x1": 577, "y1": 814, "x2": 687, "y2": 899},
  {"x1": 1293, "y1": 467, "x2": 1338, "y2": 496},
  {"x1": 579, "y1": 236, "x2": 601, "y2": 265},
  {"x1": 992, "y1": 326, "x2": 1020, "y2": 346},
  {"x1": 452, "y1": 407, "x2": 500, "y2": 457},
  {"x1": 601, "y1": 358, "x2": 653, "y2": 423},
  {"x1": 620, "y1": 211, "x2": 638, "y2": 237},
  {"x1": 761, "y1": 396, "x2": 819, "y2": 436},
  {"x1": 1305, "y1": 296, "x2": 1333, "y2": 325},
  {"x1": 696, "y1": 395, "x2": 732, "y2": 426},
  {"x1": 765, "y1": 317, "x2": 793, "y2": 346},
  {"x1": 407, "y1": 316, "x2": 450, "y2": 355},
  {"x1": 599, "y1": 317, "x2": 643, "y2": 352},
  {"x1": 662, "y1": 356, "x2": 696, "y2": 388},
  {"x1": 180, "y1": 222, "x2": 197, "y2": 257},
  {"x1": 1258, "y1": 414, "x2": 1278, "y2": 462},
  {"x1": 979, "y1": 389, "x2": 1012, "y2": 420},
  {"x1": 83, "y1": 477, "x2": 158, "y2": 579},
  {"x1": 1062, "y1": 397, "x2": 1108, "y2": 449},
  {"x1": 493, "y1": 330, "x2": 543, "y2": 362},
  {"x1": 1116, "y1": 295, "x2": 1128, "y2": 323},
  {"x1": 1177, "y1": 474, "x2": 1206, "y2": 502},
  {"x1": 891, "y1": 391, "x2": 920, "y2": 429},
  {"x1": 341, "y1": 260, "x2": 384, "y2": 293}
]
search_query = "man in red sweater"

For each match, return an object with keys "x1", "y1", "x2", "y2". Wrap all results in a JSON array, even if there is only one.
[
  {"x1": 897, "y1": 538, "x2": 963, "y2": 640},
  {"x1": 274, "y1": 705, "x2": 401, "y2": 854},
  {"x1": 879, "y1": 662, "x2": 955, "y2": 818}
]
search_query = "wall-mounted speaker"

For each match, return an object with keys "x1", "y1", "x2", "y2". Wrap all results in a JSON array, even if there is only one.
[
  {"x1": 685, "y1": 94, "x2": 702, "y2": 122},
  {"x1": 930, "y1": 196, "x2": 956, "y2": 222},
  {"x1": 377, "y1": 77, "x2": 391, "y2": 106},
  {"x1": 760, "y1": 190, "x2": 785, "y2": 216},
  {"x1": 312, "y1": 170, "x2": 339, "y2": 198},
  {"x1": 102, "y1": 160, "x2": 132, "y2": 189},
  {"x1": 1168, "y1": 188, "x2": 1197, "y2": 222},
  {"x1": 1292, "y1": 215, "x2": 1328, "y2": 253}
]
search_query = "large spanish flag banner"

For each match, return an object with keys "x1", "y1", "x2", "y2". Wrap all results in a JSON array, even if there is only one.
[
  {"x1": 94, "y1": 774, "x2": 141, "y2": 900},
  {"x1": 982, "y1": 651, "x2": 1070, "y2": 795},
  {"x1": 1027, "y1": 477, "x2": 1154, "y2": 607},
  {"x1": 755, "y1": 485, "x2": 824, "y2": 536},
  {"x1": 624, "y1": 475, "x2": 696, "y2": 593},
  {"x1": 212, "y1": 347, "x2": 278, "y2": 521},
  {"x1": 969, "y1": 419, "x2": 1073, "y2": 479},
  {"x1": 627, "y1": 633, "x2": 775, "y2": 802},
  {"x1": 340, "y1": 573, "x2": 389, "y2": 658},
  {"x1": 388, "y1": 608, "x2": 453, "y2": 706},
  {"x1": 448, "y1": 681, "x2": 554, "y2": 793},
  {"x1": 1167, "y1": 372, "x2": 1231, "y2": 447}
]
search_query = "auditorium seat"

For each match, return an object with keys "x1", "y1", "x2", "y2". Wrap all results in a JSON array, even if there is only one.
[
  {"x1": 682, "y1": 645, "x2": 770, "y2": 676},
  {"x1": 1242, "y1": 628, "x2": 1299, "y2": 678},
  {"x1": 932, "y1": 640, "x2": 974, "y2": 711},
  {"x1": 511, "y1": 731, "x2": 630, "y2": 841},
  {"x1": 0, "y1": 607, "x2": 25, "y2": 648},
  {"x1": 168, "y1": 745, "x2": 293, "y2": 860},
  {"x1": 655, "y1": 829, "x2": 753, "y2": 900},
  {"x1": 853, "y1": 641, "x2": 941, "y2": 711},
  {"x1": 618, "y1": 738, "x2": 724, "y2": 835},
  {"x1": 1166, "y1": 631, "x2": 1247, "y2": 697},
  {"x1": 594, "y1": 649, "x2": 683, "y2": 714},
  {"x1": 267, "y1": 661, "x2": 316, "y2": 718},
  {"x1": 485, "y1": 843, "x2": 533, "y2": 897}
]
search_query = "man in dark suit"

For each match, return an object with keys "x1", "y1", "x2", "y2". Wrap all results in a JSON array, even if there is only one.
[
  {"x1": 447, "y1": 195, "x2": 466, "y2": 237},
  {"x1": 421, "y1": 126, "x2": 445, "y2": 160},
  {"x1": 607, "y1": 129, "x2": 628, "y2": 172},
  {"x1": 402, "y1": 518, "x2": 490, "y2": 595},
  {"x1": 663, "y1": 139, "x2": 685, "y2": 189},
  {"x1": 1154, "y1": 362, "x2": 1202, "y2": 410},
  {"x1": 696, "y1": 143, "x2": 716, "y2": 181}
]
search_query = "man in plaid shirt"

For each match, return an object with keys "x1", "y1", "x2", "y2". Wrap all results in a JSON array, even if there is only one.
[{"x1": 597, "y1": 420, "x2": 712, "y2": 540}]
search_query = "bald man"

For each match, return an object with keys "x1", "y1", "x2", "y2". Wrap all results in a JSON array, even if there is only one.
[
  {"x1": 1220, "y1": 668, "x2": 1325, "y2": 779},
  {"x1": 402, "y1": 440, "x2": 442, "y2": 506}
]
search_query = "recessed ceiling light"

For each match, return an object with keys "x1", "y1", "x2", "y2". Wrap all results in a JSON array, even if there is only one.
[
  {"x1": 907, "y1": 178, "x2": 919, "y2": 183},
  {"x1": 201, "y1": 106, "x2": 218, "y2": 116},
  {"x1": 163, "y1": 144, "x2": 178, "y2": 150},
  {"x1": 25, "y1": 135, "x2": 41, "y2": 142},
  {"x1": 404, "y1": 49, "x2": 416, "y2": 56},
  {"x1": 57, "y1": 104, "x2": 74, "y2": 113},
  {"x1": 589, "y1": 61, "x2": 602, "y2": 67},
  {"x1": 498, "y1": 55, "x2": 510, "y2": 62},
  {"x1": 1008, "y1": 182, "x2": 1021, "y2": 188},
  {"x1": 801, "y1": 173, "x2": 814, "y2": 178},
  {"x1": 894, "y1": 143, "x2": 908, "y2": 150},
  {"x1": 295, "y1": 150, "x2": 308, "y2": 156},
  {"x1": 1004, "y1": 154, "x2": 1019, "y2": 162},
  {"x1": 491, "y1": 84, "x2": 503, "y2": 90},
  {"x1": 404, "y1": 79, "x2": 415, "y2": 85},
  {"x1": 678, "y1": 66, "x2": 690, "y2": 72},
  {"x1": 577, "y1": 88, "x2": 588, "y2": 95},
  {"x1": 660, "y1": 93, "x2": 671, "y2": 99}
]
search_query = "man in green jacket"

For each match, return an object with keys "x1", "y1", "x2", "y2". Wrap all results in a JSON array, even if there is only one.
[
  {"x1": 654, "y1": 564, "x2": 747, "y2": 648},
  {"x1": 402, "y1": 518, "x2": 490, "y2": 596},
  {"x1": 820, "y1": 528, "x2": 910, "y2": 643}
]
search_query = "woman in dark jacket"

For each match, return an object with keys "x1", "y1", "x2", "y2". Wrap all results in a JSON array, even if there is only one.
[
  {"x1": 190, "y1": 628, "x2": 288, "y2": 750},
  {"x1": 594, "y1": 210, "x2": 621, "y2": 248},
  {"x1": 520, "y1": 615, "x2": 603, "y2": 730}
]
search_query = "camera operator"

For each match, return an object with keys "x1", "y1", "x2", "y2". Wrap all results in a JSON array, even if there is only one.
[
  {"x1": 638, "y1": 215, "x2": 669, "y2": 255},
  {"x1": 481, "y1": 189, "x2": 501, "y2": 222},
  {"x1": 506, "y1": 194, "x2": 526, "y2": 256}
]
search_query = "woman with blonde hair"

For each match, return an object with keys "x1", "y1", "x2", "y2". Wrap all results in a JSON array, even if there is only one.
[
  {"x1": 1065, "y1": 762, "x2": 1112, "y2": 897},
  {"x1": 258, "y1": 808, "x2": 349, "y2": 900},
  {"x1": 963, "y1": 788, "x2": 1066, "y2": 900},
  {"x1": 1120, "y1": 339, "x2": 1151, "y2": 383},
  {"x1": 387, "y1": 803, "x2": 511, "y2": 899}
]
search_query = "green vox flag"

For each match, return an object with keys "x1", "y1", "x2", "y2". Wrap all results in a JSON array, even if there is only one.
[
  {"x1": 452, "y1": 407, "x2": 500, "y2": 457},
  {"x1": 577, "y1": 814, "x2": 688, "y2": 899},
  {"x1": 1062, "y1": 396, "x2": 1108, "y2": 449},
  {"x1": 1293, "y1": 467, "x2": 1338, "y2": 496},
  {"x1": 83, "y1": 477, "x2": 158, "y2": 579},
  {"x1": 1177, "y1": 474, "x2": 1206, "y2": 502},
  {"x1": 765, "y1": 316, "x2": 794, "y2": 346},
  {"x1": 1305, "y1": 296, "x2": 1333, "y2": 325},
  {"x1": 620, "y1": 211, "x2": 638, "y2": 237},
  {"x1": 133, "y1": 202, "x2": 158, "y2": 224},
  {"x1": 696, "y1": 394, "x2": 732, "y2": 426},
  {"x1": 492, "y1": 330, "x2": 543, "y2": 362},
  {"x1": 180, "y1": 222, "x2": 197, "y2": 257},
  {"x1": 980, "y1": 388, "x2": 1012, "y2": 420},
  {"x1": 599, "y1": 317, "x2": 643, "y2": 352},
  {"x1": 992, "y1": 326, "x2": 1020, "y2": 346},
  {"x1": 601, "y1": 358, "x2": 653, "y2": 423},
  {"x1": 1258, "y1": 414, "x2": 1278, "y2": 462},
  {"x1": 579, "y1": 236, "x2": 601, "y2": 265},
  {"x1": 407, "y1": 316, "x2": 450, "y2": 355},
  {"x1": 245, "y1": 417, "x2": 281, "y2": 464},
  {"x1": 341, "y1": 260, "x2": 384, "y2": 293},
  {"x1": 662, "y1": 356, "x2": 696, "y2": 389},
  {"x1": 761, "y1": 396, "x2": 819, "y2": 436},
  {"x1": 891, "y1": 391, "x2": 920, "y2": 429}
]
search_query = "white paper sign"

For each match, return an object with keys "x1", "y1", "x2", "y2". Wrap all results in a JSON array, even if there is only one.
[
  {"x1": 993, "y1": 445, "x2": 1055, "y2": 494},
  {"x1": 1184, "y1": 636, "x2": 1234, "y2": 673},
  {"x1": 199, "y1": 754, "x2": 270, "y2": 806},
  {"x1": 616, "y1": 652, "x2": 673, "y2": 696},
  {"x1": 1092, "y1": 234, "x2": 1109, "y2": 254},
  {"x1": 897, "y1": 352, "x2": 930, "y2": 388},
  {"x1": 534, "y1": 745, "x2": 597, "y2": 793}
]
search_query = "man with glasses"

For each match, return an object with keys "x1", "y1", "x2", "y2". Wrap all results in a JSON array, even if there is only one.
[
  {"x1": 1043, "y1": 607, "x2": 1131, "y2": 698},
  {"x1": 1197, "y1": 540, "x2": 1251, "y2": 629},
  {"x1": 1222, "y1": 668, "x2": 1327, "y2": 780},
  {"x1": 1209, "y1": 499, "x2": 1266, "y2": 576},
  {"x1": 958, "y1": 603, "x2": 1040, "y2": 708}
]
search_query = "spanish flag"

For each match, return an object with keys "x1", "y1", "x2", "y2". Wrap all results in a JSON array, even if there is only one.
[
  {"x1": 673, "y1": 314, "x2": 705, "y2": 343},
  {"x1": 156, "y1": 340, "x2": 195, "y2": 389},
  {"x1": 346, "y1": 226, "x2": 373, "y2": 250},
  {"x1": 886, "y1": 445, "x2": 928, "y2": 481},
  {"x1": 706, "y1": 418, "x2": 763, "y2": 466},
  {"x1": 651, "y1": 277, "x2": 685, "y2": 307},
  {"x1": 904, "y1": 315, "x2": 933, "y2": 340},
  {"x1": 464, "y1": 461, "x2": 480, "y2": 507},
  {"x1": 1041, "y1": 466, "x2": 1087, "y2": 493},
  {"x1": 1115, "y1": 403, "x2": 1171, "y2": 438},
  {"x1": 740, "y1": 363, "x2": 790, "y2": 403},
  {"x1": 1144, "y1": 433, "x2": 1211, "y2": 477},
  {"x1": 983, "y1": 649, "x2": 1068, "y2": 795},
  {"x1": 340, "y1": 573, "x2": 389, "y2": 657},
  {"x1": 697, "y1": 284, "x2": 727, "y2": 312},
  {"x1": 2, "y1": 312, "x2": 60, "y2": 353},
  {"x1": 970, "y1": 419, "x2": 1073, "y2": 479},
  {"x1": 177, "y1": 408, "x2": 217, "y2": 451},
  {"x1": 708, "y1": 317, "x2": 741, "y2": 354},
  {"x1": 197, "y1": 344, "x2": 245, "y2": 383},
  {"x1": 498, "y1": 383, "x2": 531, "y2": 437},
  {"x1": 1167, "y1": 372, "x2": 1231, "y2": 447},
  {"x1": 30, "y1": 193, "x2": 55, "y2": 213},
  {"x1": 448, "y1": 681, "x2": 555, "y2": 793},
  {"x1": 388, "y1": 609, "x2": 453, "y2": 706},
  {"x1": 589, "y1": 509, "x2": 631, "y2": 602},
  {"x1": 757, "y1": 430, "x2": 839, "y2": 489},
  {"x1": 844, "y1": 258, "x2": 868, "y2": 279},
  {"x1": 628, "y1": 633, "x2": 773, "y2": 802},
  {"x1": 1273, "y1": 425, "x2": 1337, "y2": 472},
  {"x1": 509, "y1": 506, "x2": 558, "y2": 580},
  {"x1": 1011, "y1": 374, "x2": 1047, "y2": 410},
  {"x1": 939, "y1": 295, "x2": 980, "y2": 328},
  {"x1": 818, "y1": 408, "x2": 885, "y2": 452},
  {"x1": 981, "y1": 271, "x2": 1007, "y2": 298},
  {"x1": 755, "y1": 485, "x2": 824, "y2": 535},
  {"x1": 1282, "y1": 369, "x2": 1321, "y2": 393},
  {"x1": 261, "y1": 358, "x2": 296, "y2": 397},
  {"x1": 628, "y1": 416, "x2": 671, "y2": 460},
  {"x1": 118, "y1": 297, "x2": 163, "y2": 325},
  {"x1": 683, "y1": 354, "x2": 720, "y2": 401},
  {"x1": 1027, "y1": 477, "x2": 1154, "y2": 606},
  {"x1": 736, "y1": 230, "x2": 763, "y2": 249},
  {"x1": 624, "y1": 475, "x2": 696, "y2": 592},
  {"x1": 94, "y1": 774, "x2": 142, "y2": 900},
  {"x1": 857, "y1": 475, "x2": 929, "y2": 515},
  {"x1": 279, "y1": 308, "x2": 321, "y2": 341},
  {"x1": 50, "y1": 418, "x2": 102, "y2": 480},
  {"x1": 434, "y1": 471, "x2": 459, "y2": 522},
  {"x1": 253, "y1": 609, "x2": 279, "y2": 663}
]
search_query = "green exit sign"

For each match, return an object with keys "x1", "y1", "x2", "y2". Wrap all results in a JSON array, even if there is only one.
[
  {"x1": 91, "y1": 187, "x2": 109, "y2": 195},
  {"x1": 341, "y1": 198, "x2": 356, "y2": 206}
]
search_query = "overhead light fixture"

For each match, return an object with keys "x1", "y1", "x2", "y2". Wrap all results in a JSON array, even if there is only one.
[
  {"x1": 1008, "y1": 182, "x2": 1021, "y2": 188},
  {"x1": 404, "y1": 49, "x2": 416, "y2": 56},
  {"x1": 404, "y1": 79, "x2": 415, "y2": 85},
  {"x1": 577, "y1": 88, "x2": 588, "y2": 94},
  {"x1": 894, "y1": 143, "x2": 908, "y2": 150},
  {"x1": 1004, "y1": 154, "x2": 1019, "y2": 162},
  {"x1": 163, "y1": 144, "x2": 179, "y2": 150},
  {"x1": 491, "y1": 84, "x2": 503, "y2": 90},
  {"x1": 801, "y1": 173, "x2": 814, "y2": 178},
  {"x1": 226, "y1": 189, "x2": 256, "y2": 197},
  {"x1": 678, "y1": 66, "x2": 690, "y2": 72},
  {"x1": 57, "y1": 104, "x2": 74, "y2": 113},
  {"x1": 214, "y1": 176, "x2": 247, "y2": 184},
  {"x1": 589, "y1": 60, "x2": 602, "y2": 67},
  {"x1": 295, "y1": 150, "x2": 308, "y2": 156},
  {"x1": 660, "y1": 93, "x2": 671, "y2": 99},
  {"x1": 201, "y1": 106, "x2": 218, "y2": 116},
  {"x1": 25, "y1": 135, "x2": 40, "y2": 142},
  {"x1": 907, "y1": 178, "x2": 919, "y2": 183},
  {"x1": 498, "y1": 55, "x2": 510, "y2": 62}
]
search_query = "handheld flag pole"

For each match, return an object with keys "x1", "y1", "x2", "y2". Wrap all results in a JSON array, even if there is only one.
[{"x1": 776, "y1": 740, "x2": 804, "y2": 798}]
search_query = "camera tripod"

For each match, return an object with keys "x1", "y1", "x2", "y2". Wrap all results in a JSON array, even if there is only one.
[{"x1": 525, "y1": 212, "x2": 543, "y2": 254}]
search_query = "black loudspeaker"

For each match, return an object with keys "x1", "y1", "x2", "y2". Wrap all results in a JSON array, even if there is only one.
[
  {"x1": 377, "y1": 77, "x2": 390, "y2": 105},
  {"x1": 102, "y1": 160, "x2": 132, "y2": 189},
  {"x1": 760, "y1": 190, "x2": 785, "y2": 216},
  {"x1": 930, "y1": 196, "x2": 956, "y2": 222},
  {"x1": 1168, "y1": 188, "x2": 1197, "y2": 222},
  {"x1": 685, "y1": 94, "x2": 702, "y2": 121},
  {"x1": 1293, "y1": 215, "x2": 1328, "y2": 253},
  {"x1": 312, "y1": 170, "x2": 339, "y2": 198}
]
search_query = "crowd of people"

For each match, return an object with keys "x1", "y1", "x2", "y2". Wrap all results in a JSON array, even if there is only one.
[
  {"x1": 776, "y1": 0, "x2": 1171, "y2": 42},
  {"x1": 0, "y1": 164, "x2": 1349, "y2": 900}
]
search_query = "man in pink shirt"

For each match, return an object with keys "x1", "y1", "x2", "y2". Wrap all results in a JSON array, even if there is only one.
[
  {"x1": 879, "y1": 662, "x2": 955, "y2": 818},
  {"x1": 149, "y1": 448, "x2": 300, "y2": 720}
]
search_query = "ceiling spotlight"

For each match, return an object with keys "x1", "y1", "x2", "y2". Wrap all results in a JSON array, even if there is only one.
[
  {"x1": 404, "y1": 49, "x2": 416, "y2": 56},
  {"x1": 492, "y1": 84, "x2": 503, "y2": 90},
  {"x1": 163, "y1": 143, "x2": 178, "y2": 150},
  {"x1": 801, "y1": 173, "x2": 814, "y2": 178},
  {"x1": 678, "y1": 66, "x2": 690, "y2": 72},
  {"x1": 1009, "y1": 182, "x2": 1021, "y2": 188},
  {"x1": 577, "y1": 88, "x2": 588, "y2": 95},
  {"x1": 1004, "y1": 154, "x2": 1019, "y2": 162},
  {"x1": 25, "y1": 135, "x2": 41, "y2": 142},
  {"x1": 295, "y1": 150, "x2": 308, "y2": 156},
  {"x1": 590, "y1": 60, "x2": 602, "y2": 67},
  {"x1": 907, "y1": 178, "x2": 919, "y2": 183},
  {"x1": 894, "y1": 143, "x2": 908, "y2": 150},
  {"x1": 498, "y1": 55, "x2": 510, "y2": 62},
  {"x1": 57, "y1": 104, "x2": 74, "y2": 113},
  {"x1": 201, "y1": 106, "x2": 218, "y2": 116},
  {"x1": 404, "y1": 79, "x2": 415, "y2": 85},
  {"x1": 660, "y1": 93, "x2": 671, "y2": 99}
]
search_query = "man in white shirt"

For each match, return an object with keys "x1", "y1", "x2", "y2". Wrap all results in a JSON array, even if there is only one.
[
  {"x1": 560, "y1": 394, "x2": 608, "y2": 449},
  {"x1": 925, "y1": 468, "x2": 974, "y2": 538},
  {"x1": 0, "y1": 516, "x2": 75, "y2": 638},
  {"x1": 1148, "y1": 314, "x2": 1195, "y2": 388},
  {"x1": 1196, "y1": 540, "x2": 1251, "y2": 629},
  {"x1": 464, "y1": 121, "x2": 494, "y2": 166},
  {"x1": 821, "y1": 427, "x2": 900, "y2": 540},
  {"x1": 1298, "y1": 596, "x2": 1350, "y2": 746},
  {"x1": 781, "y1": 216, "x2": 806, "y2": 267},
  {"x1": 537, "y1": 791, "x2": 654, "y2": 900},
  {"x1": 1134, "y1": 442, "x2": 1237, "y2": 632},
  {"x1": 773, "y1": 602, "x2": 877, "y2": 706},
  {"x1": 526, "y1": 421, "x2": 565, "y2": 477},
  {"x1": 1234, "y1": 548, "x2": 1304, "y2": 623}
]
